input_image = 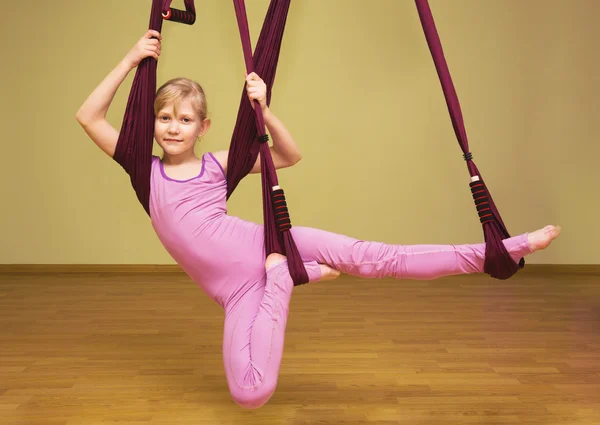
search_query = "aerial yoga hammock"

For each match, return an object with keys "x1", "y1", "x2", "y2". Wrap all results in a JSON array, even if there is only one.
[{"x1": 113, "y1": 0, "x2": 525, "y2": 285}]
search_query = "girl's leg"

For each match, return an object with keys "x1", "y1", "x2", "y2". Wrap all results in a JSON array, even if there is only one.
[
  {"x1": 221, "y1": 257, "x2": 321, "y2": 409},
  {"x1": 290, "y1": 226, "x2": 534, "y2": 280}
]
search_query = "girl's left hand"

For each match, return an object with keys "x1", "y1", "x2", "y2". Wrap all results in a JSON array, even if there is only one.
[{"x1": 245, "y1": 72, "x2": 268, "y2": 111}]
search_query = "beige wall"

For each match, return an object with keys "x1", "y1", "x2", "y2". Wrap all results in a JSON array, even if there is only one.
[{"x1": 1, "y1": 0, "x2": 597, "y2": 265}]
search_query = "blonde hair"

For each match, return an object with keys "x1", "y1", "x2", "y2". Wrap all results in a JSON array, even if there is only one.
[{"x1": 154, "y1": 78, "x2": 208, "y2": 121}]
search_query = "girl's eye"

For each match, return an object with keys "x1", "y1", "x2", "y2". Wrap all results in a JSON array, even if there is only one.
[{"x1": 183, "y1": 118, "x2": 191, "y2": 123}]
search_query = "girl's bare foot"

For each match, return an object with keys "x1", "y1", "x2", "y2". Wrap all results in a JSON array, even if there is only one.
[
  {"x1": 527, "y1": 225, "x2": 561, "y2": 252},
  {"x1": 265, "y1": 253, "x2": 287, "y2": 270},
  {"x1": 265, "y1": 254, "x2": 340, "y2": 281},
  {"x1": 318, "y1": 264, "x2": 341, "y2": 281}
]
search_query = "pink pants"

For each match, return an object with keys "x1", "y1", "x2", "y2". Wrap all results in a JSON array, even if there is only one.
[{"x1": 221, "y1": 227, "x2": 533, "y2": 409}]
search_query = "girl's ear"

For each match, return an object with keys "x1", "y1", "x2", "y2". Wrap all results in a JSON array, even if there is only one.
[{"x1": 198, "y1": 118, "x2": 211, "y2": 138}]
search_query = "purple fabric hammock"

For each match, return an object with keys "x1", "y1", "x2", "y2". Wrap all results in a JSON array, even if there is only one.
[
  {"x1": 113, "y1": 0, "x2": 196, "y2": 215},
  {"x1": 113, "y1": 0, "x2": 310, "y2": 285},
  {"x1": 415, "y1": 0, "x2": 524, "y2": 279},
  {"x1": 113, "y1": 0, "x2": 522, "y2": 284},
  {"x1": 228, "y1": 0, "x2": 310, "y2": 285}
]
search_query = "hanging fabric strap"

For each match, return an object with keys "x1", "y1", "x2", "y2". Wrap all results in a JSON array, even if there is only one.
[
  {"x1": 228, "y1": 0, "x2": 309, "y2": 285},
  {"x1": 113, "y1": 0, "x2": 196, "y2": 215},
  {"x1": 414, "y1": 0, "x2": 524, "y2": 279},
  {"x1": 113, "y1": 0, "x2": 164, "y2": 214}
]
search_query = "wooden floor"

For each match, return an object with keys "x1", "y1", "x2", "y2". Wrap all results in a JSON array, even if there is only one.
[{"x1": 1, "y1": 267, "x2": 599, "y2": 424}]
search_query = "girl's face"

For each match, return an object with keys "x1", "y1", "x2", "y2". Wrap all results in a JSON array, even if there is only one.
[{"x1": 154, "y1": 97, "x2": 208, "y2": 158}]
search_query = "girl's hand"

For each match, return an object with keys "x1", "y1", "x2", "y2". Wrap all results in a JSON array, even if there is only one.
[
  {"x1": 245, "y1": 72, "x2": 268, "y2": 111},
  {"x1": 124, "y1": 30, "x2": 162, "y2": 69}
]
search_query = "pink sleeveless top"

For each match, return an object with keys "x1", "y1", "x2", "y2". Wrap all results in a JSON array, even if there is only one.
[{"x1": 149, "y1": 153, "x2": 265, "y2": 306}]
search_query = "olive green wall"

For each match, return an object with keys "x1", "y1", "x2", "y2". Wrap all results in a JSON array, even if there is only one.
[{"x1": 1, "y1": 0, "x2": 597, "y2": 265}]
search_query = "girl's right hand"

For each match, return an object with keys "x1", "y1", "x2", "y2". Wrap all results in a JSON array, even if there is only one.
[{"x1": 124, "y1": 30, "x2": 162, "y2": 69}]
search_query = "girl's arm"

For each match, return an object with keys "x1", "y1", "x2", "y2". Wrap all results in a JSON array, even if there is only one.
[
  {"x1": 75, "y1": 30, "x2": 162, "y2": 158},
  {"x1": 75, "y1": 59, "x2": 134, "y2": 157},
  {"x1": 213, "y1": 73, "x2": 302, "y2": 174},
  {"x1": 260, "y1": 108, "x2": 302, "y2": 168}
]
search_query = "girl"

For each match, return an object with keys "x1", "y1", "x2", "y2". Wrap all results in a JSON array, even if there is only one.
[{"x1": 76, "y1": 30, "x2": 561, "y2": 409}]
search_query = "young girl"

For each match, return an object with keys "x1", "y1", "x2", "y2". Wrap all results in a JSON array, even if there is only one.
[{"x1": 76, "y1": 30, "x2": 561, "y2": 409}]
